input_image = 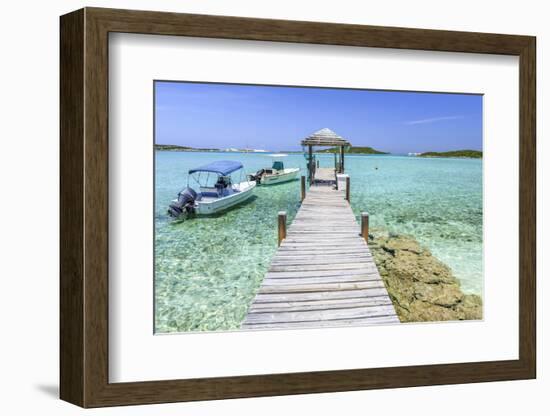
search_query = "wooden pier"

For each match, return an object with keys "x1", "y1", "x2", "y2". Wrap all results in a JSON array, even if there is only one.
[
  {"x1": 313, "y1": 167, "x2": 336, "y2": 185},
  {"x1": 242, "y1": 185, "x2": 399, "y2": 330}
]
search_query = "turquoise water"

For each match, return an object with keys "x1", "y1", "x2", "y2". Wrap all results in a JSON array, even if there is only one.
[{"x1": 155, "y1": 151, "x2": 482, "y2": 333}]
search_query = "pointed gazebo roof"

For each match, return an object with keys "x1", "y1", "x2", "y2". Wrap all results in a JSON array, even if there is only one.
[{"x1": 301, "y1": 128, "x2": 351, "y2": 147}]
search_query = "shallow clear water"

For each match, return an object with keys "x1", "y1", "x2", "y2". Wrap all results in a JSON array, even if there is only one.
[{"x1": 155, "y1": 151, "x2": 482, "y2": 333}]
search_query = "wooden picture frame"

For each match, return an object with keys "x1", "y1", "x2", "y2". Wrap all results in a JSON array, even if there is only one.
[{"x1": 60, "y1": 7, "x2": 536, "y2": 408}]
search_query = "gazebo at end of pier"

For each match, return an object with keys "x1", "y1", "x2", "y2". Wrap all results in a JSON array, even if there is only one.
[{"x1": 301, "y1": 128, "x2": 351, "y2": 186}]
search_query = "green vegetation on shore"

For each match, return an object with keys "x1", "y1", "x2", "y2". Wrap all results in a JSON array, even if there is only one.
[
  {"x1": 319, "y1": 146, "x2": 388, "y2": 154},
  {"x1": 420, "y1": 149, "x2": 482, "y2": 158},
  {"x1": 155, "y1": 144, "x2": 220, "y2": 152}
]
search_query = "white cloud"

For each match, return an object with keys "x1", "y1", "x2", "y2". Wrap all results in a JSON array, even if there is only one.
[{"x1": 404, "y1": 115, "x2": 464, "y2": 125}]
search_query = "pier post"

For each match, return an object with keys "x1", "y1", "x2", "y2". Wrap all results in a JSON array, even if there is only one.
[
  {"x1": 345, "y1": 176, "x2": 350, "y2": 202},
  {"x1": 361, "y1": 212, "x2": 369, "y2": 242},
  {"x1": 300, "y1": 176, "x2": 306, "y2": 202},
  {"x1": 278, "y1": 211, "x2": 287, "y2": 246}
]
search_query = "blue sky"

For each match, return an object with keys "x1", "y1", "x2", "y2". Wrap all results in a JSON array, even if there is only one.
[{"x1": 155, "y1": 81, "x2": 482, "y2": 154}]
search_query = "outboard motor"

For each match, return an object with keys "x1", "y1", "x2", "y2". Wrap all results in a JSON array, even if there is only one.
[
  {"x1": 248, "y1": 169, "x2": 266, "y2": 184},
  {"x1": 168, "y1": 187, "x2": 197, "y2": 218}
]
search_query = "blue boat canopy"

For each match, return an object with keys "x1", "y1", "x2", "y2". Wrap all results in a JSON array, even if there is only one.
[{"x1": 188, "y1": 160, "x2": 243, "y2": 176}]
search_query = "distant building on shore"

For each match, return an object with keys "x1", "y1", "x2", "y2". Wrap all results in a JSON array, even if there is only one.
[{"x1": 223, "y1": 148, "x2": 269, "y2": 153}]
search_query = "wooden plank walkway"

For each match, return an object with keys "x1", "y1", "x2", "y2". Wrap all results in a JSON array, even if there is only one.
[
  {"x1": 242, "y1": 186, "x2": 399, "y2": 330},
  {"x1": 313, "y1": 167, "x2": 336, "y2": 185}
]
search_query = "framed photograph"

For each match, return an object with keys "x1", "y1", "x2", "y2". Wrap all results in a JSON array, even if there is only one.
[{"x1": 60, "y1": 7, "x2": 536, "y2": 407}]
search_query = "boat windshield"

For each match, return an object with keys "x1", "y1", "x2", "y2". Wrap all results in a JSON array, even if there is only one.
[
  {"x1": 272, "y1": 161, "x2": 284, "y2": 171},
  {"x1": 268, "y1": 153, "x2": 288, "y2": 171}
]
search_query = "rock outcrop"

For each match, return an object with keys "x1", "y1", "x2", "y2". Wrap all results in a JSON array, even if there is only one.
[{"x1": 369, "y1": 232, "x2": 482, "y2": 322}]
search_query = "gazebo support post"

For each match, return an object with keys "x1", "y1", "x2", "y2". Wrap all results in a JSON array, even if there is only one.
[
  {"x1": 340, "y1": 145, "x2": 345, "y2": 173},
  {"x1": 308, "y1": 145, "x2": 313, "y2": 184}
]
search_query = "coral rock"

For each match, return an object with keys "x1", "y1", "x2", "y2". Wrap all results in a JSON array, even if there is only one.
[{"x1": 369, "y1": 233, "x2": 483, "y2": 323}]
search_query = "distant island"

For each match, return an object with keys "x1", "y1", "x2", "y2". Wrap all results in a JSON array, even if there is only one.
[
  {"x1": 155, "y1": 144, "x2": 220, "y2": 152},
  {"x1": 319, "y1": 146, "x2": 388, "y2": 155},
  {"x1": 155, "y1": 144, "x2": 269, "y2": 153},
  {"x1": 419, "y1": 150, "x2": 482, "y2": 159}
]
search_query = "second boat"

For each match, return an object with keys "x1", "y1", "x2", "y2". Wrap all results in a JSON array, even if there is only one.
[{"x1": 248, "y1": 154, "x2": 300, "y2": 185}]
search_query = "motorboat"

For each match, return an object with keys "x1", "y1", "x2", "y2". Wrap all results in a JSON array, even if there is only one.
[
  {"x1": 248, "y1": 154, "x2": 300, "y2": 185},
  {"x1": 167, "y1": 160, "x2": 256, "y2": 219}
]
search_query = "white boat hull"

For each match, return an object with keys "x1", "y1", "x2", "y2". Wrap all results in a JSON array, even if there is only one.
[
  {"x1": 260, "y1": 168, "x2": 300, "y2": 185},
  {"x1": 194, "y1": 181, "x2": 256, "y2": 215}
]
